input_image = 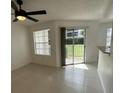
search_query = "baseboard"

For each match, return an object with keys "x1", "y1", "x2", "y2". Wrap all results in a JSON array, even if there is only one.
[
  {"x1": 11, "y1": 62, "x2": 31, "y2": 71},
  {"x1": 30, "y1": 62, "x2": 60, "y2": 69}
]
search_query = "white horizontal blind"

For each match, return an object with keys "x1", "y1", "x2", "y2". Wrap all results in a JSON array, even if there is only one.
[{"x1": 33, "y1": 29, "x2": 51, "y2": 55}]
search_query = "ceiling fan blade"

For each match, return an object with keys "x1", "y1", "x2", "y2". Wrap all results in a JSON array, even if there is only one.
[
  {"x1": 26, "y1": 10, "x2": 46, "y2": 15},
  {"x1": 26, "y1": 16, "x2": 39, "y2": 22},
  {"x1": 13, "y1": 18, "x2": 18, "y2": 22},
  {"x1": 11, "y1": 1, "x2": 18, "y2": 11}
]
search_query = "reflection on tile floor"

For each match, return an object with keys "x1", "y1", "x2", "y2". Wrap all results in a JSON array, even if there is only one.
[{"x1": 12, "y1": 63, "x2": 104, "y2": 93}]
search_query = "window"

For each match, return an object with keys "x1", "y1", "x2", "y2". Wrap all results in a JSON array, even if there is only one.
[
  {"x1": 106, "y1": 28, "x2": 112, "y2": 47},
  {"x1": 66, "y1": 31, "x2": 79, "y2": 37},
  {"x1": 105, "y1": 28, "x2": 112, "y2": 52},
  {"x1": 67, "y1": 32, "x2": 73, "y2": 37},
  {"x1": 33, "y1": 29, "x2": 51, "y2": 55},
  {"x1": 73, "y1": 32, "x2": 78, "y2": 36}
]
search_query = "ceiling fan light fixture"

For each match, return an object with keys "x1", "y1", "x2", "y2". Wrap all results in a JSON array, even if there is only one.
[
  {"x1": 12, "y1": 0, "x2": 46, "y2": 22},
  {"x1": 17, "y1": 16, "x2": 26, "y2": 21}
]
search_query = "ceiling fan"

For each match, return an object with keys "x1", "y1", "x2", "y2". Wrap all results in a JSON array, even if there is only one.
[{"x1": 11, "y1": 0, "x2": 47, "y2": 22}]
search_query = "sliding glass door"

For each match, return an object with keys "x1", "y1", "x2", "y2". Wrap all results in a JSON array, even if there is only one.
[
  {"x1": 73, "y1": 29, "x2": 85, "y2": 64},
  {"x1": 64, "y1": 28, "x2": 86, "y2": 65}
]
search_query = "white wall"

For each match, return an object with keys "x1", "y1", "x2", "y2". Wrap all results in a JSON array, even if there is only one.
[
  {"x1": 29, "y1": 20, "x2": 113, "y2": 67},
  {"x1": 11, "y1": 23, "x2": 31, "y2": 71},
  {"x1": 29, "y1": 20, "x2": 102, "y2": 67},
  {"x1": 98, "y1": 51, "x2": 113, "y2": 93},
  {"x1": 29, "y1": 21, "x2": 57, "y2": 67}
]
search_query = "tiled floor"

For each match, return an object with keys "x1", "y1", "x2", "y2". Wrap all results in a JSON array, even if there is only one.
[{"x1": 12, "y1": 63, "x2": 104, "y2": 93}]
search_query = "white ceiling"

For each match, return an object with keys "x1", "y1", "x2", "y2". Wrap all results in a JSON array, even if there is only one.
[{"x1": 11, "y1": 0, "x2": 113, "y2": 26}]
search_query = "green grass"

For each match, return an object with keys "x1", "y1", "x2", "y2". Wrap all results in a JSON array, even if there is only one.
[{"x1": 66, "y1": 45, "x2": 84, "y2": 57}]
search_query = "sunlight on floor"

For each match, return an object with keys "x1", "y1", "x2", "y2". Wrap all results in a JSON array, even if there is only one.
[
  {"x1": 65, "y1": 64, "x2": 89, "y2": 70},
  {"x1": 75, "y1": 64, "x2": 89, "y2": 70}
]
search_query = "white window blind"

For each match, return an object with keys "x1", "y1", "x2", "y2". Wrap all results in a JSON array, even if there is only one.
[{"x1": 33, "y1": 29, "x2": 51, "y2": 55}]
